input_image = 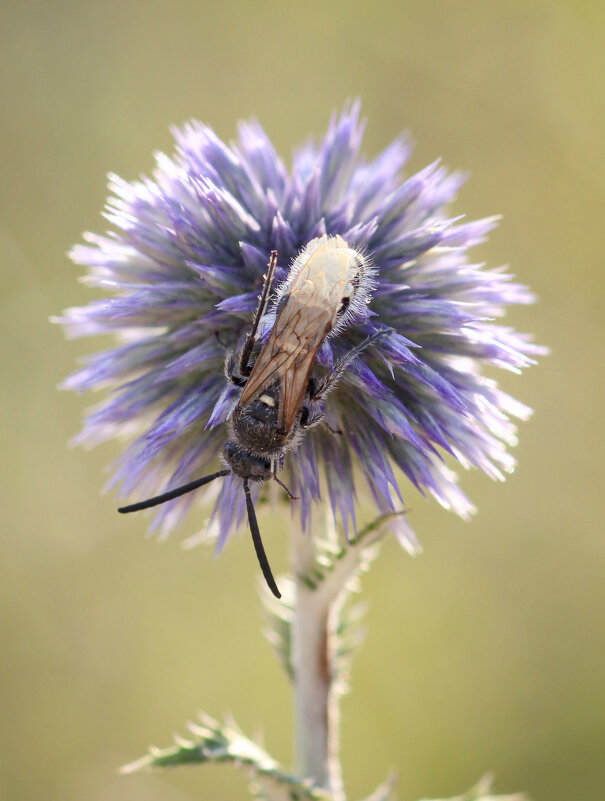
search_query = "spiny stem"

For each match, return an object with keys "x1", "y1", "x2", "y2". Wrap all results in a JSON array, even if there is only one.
[{"x1": 291, "y1": 516, "x2": 345, "y2": 801}]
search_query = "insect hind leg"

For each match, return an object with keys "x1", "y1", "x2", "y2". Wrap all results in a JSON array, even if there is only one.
[
  {"x1": 310, "y1": 331, "x2": 387, "y2": 402},
  {"x1": 299, "y1": 404, "x2": 341, "y2": 436}
]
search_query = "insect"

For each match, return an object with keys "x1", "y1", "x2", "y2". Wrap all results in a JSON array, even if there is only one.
[{"x1": 119, "y1": 234, "x2": 379, "y2": 598}]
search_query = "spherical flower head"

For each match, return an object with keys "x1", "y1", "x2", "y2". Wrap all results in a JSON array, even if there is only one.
[{"x1": 56, "y1": 101, "x2": 544, "y2": 554}]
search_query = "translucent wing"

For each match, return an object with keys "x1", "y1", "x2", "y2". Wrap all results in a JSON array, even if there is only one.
[
  {"x1": 238, "y1": 235, "x2": 368, "y2": 432},
  {"x1": 238, "y1": 299, "x2": 333, "y2": 432}
]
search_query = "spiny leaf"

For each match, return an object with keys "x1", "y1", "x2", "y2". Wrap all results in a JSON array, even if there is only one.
[
  {"x1": 121, "y1": 713, "x2": 332, "y2": 801},
  {"x1": 417, "y1": 773, "x2": 529, "y2": 801},
  {"x1": 358, "y1": 771, "x2": 398, "y2": 801},
  {"x1": 297, "y1": 511, "x2": 406, "y2": 592}
]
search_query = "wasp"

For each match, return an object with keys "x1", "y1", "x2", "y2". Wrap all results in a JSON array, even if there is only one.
[{"x1": 119, "y1": 234, "x2": 379, "y2": 598}]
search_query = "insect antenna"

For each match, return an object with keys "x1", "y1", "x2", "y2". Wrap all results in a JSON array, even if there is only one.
[
  {"x1": 243, "y1": 478, "x2": 281, "y2": 599},
  {"x1": 239, "y1": 250, "x2": 278, "y2": 376},
  {"x1": 118, "y1": 469, "x2": 231, "y2": 513}
]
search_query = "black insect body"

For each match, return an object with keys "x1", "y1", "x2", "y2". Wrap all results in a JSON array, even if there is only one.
[{"x1": 119, "y1": 235, "x2": 378, "y2": 598}]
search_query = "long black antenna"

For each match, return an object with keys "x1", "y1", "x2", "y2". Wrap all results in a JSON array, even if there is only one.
[
  {"x1": 243, "y1": 478, "x2": 281, "y2": 598},
  {"x1": 118, "y1": 469, "x2": 231, "y2": 513}
]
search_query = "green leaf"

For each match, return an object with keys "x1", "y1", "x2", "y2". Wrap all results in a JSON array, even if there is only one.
[
  {"x1": 358, "y1": 771, "x2": 398, "y2": 801},
  {"x1": 417, "y1": 773, "x2": 529, "y2": 801},
  {"x1": 296, "y1": 511, "x2": 406, "y2": 591},
  {"x1": 121, "y1": 714, "x2": 333, "y2": 801}
]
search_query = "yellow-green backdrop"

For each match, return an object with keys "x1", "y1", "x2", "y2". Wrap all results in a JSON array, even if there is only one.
[{"x1": 1, "y1": 2, "x2": 603, "y2": 800}]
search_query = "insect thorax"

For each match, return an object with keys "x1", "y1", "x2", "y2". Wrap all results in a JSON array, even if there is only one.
[{"x1": 231, "y1": 386, "x2": 300, "y2": 457}]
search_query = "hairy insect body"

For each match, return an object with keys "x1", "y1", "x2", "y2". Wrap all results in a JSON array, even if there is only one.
[
  {"x1": 229, "y1": 234, "x2": 373, "y2": 467},
  {"x1": 120, "y1": 235, "x2": 377, "y2": 598},
  {"x1": 229, "y1": 385, "x2": 302, "y2": 459},
  {"x1": 222, "y1": 441, "x2": 272, "y2": 482}
]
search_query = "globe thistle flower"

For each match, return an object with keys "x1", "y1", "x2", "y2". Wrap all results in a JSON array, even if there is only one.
[{"x1": 56, "y1": 101, "x2": 542, "y2": 558}]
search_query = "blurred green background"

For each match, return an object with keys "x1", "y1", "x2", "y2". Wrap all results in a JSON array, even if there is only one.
[{"x1": 1, "y1": 1, "x2": 603, "y2": 800}]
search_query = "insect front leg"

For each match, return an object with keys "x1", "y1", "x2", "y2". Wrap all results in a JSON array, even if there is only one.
[
  {"x1": 218, "y1": 332, "x2": 248, "y2": 387},
  {"x1": 225, "y1": 350, "x2": 247, "y2": 388}
]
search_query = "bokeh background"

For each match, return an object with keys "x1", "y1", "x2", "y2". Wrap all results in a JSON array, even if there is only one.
[{"x1": 1, "y1": 1, "x2": 603, "y2": 800}]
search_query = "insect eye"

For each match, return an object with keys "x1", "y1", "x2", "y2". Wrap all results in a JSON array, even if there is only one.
[{"x1": 338, "y1": 296, "x2": 351, "y2": 316}]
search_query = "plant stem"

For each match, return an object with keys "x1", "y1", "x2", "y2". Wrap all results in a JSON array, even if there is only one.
[{"x1": 291, "y1": 519, "x2": 345, "y2": 801}]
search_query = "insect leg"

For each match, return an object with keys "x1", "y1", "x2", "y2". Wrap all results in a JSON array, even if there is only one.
[
  {"x1": 310, "y1": 331, "x2": 386, "y2": 402},
  {"x1": 299, "y1": 404, "x2": 325, "y2": 430},
  {"x1": 238, "y1": 250, "x2": 278, "y2": 376},
  {"x1": 214, "y1": 330, "x2": 230, "y2": 352},
  {"x1": 299, "y1": 404, "x2": 342, "y2": 435},
  {"x1": 243, "y1": 478, "x2": 281, "y2": 598},
  {"x1": 216, "y1": 330, "x2": 250, "y2": 388},
  {"x1": 224, "y1": 350, "x2": 247, "y2": 387},
  {"x1": 272, "y1": 470, "x2": 299, "y2": 500}
]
